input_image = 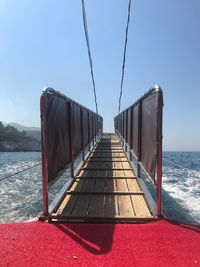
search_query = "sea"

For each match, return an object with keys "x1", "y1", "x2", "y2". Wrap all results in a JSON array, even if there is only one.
[{"x1": 0, "y1": 151, "x2": 200, "y2": 225}]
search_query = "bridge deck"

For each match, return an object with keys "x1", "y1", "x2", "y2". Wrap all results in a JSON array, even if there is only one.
[{"x1": 52, "y1": 134, "x2": 153, "y2": 222}]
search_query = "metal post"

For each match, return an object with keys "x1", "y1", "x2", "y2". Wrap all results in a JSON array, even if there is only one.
[
  {"x1": 122, "y1": 112, "x2": 125, "y2": 143},
  {"x1": 157, "y1": 144, "x2": 162, "y2": 218},
  {"x1": 129, "y1": 106, "x2": 133, "y2": 161},
  {"x1": 156, "y1": 100, "x2": 163, "y2": 218},
  {"x1": 42, "y1": 144, "x2": 48, "y2": 216},
  {"x1": 121, "y1": 113, "x2": 122, "y2": 138},
  {"x1": 125, "y1": 109, "x2": 128, "y2": 150},
  {"x1": 41, "y1": 96, "x2": 49, "y2": 216},
  {"x1": 69, "y1": 102, "x2": 74, "y2": 178},
  {"x1": 92, "y1": 113, "x2": 95, "y2": 147},
  {"x1": 94, "y1": 115, "x2": 97, "y2": 144},
  {"x1": 80, "y1": 108, "x2": 85, "y2": 161},
  {"x1": 88, "y1": 110, "x2": 91, "y2": 152},
  {"x1": 137, "y1": 100, "x2": 142, "y2": 178}
]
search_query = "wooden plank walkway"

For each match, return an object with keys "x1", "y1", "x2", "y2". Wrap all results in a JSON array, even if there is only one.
[{"x1": 52, "y1": 133, "x2": 153, "y2": 222}]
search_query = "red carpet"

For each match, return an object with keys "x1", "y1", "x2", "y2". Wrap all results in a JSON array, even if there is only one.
[{"x1": 0, "y1": 219, "x2": 199, "y2": 267}]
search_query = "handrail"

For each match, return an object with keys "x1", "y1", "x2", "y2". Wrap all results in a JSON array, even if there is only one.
[
  {"x1": 114, "y1": 85, "x2": 164, "y2": 217},
  {"x1": 40, "y1": 88, "x2": 103, "y2": 216}
]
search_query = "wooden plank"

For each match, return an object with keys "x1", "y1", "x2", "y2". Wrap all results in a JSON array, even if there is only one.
[
  {"x1": 83, "y1": 162, "x2": 117, "y2": 169},
  {"x1": 115, "y1": 161, "x2": 128, "y2": 192},
  {"x1": 86, "y1": 160, "x2": 129, "y2": 162},
  {"x1": 95, "y1": 149, "x2": 121, "y2": 151},
  {"x1": 68, "y1": 191, "x2": 143, "y2": 195},
  {"x1": 92, "y1": 150, "x2": 124, "y2": 153},
  {"x1": 58, "y1": 178, "x2": 85, "y2": 216},
  {"x1": 55, "y1": 133, "x2": 154, "y2": 222},
  {"x1": 126, "y1": 178, "x2": 141, "y2": 192},
  {"x1": 122, "y1": 161, "x2": 131, "y2": 169},
  {"x1": 115, "y1": 159, "x2": 136, "y2": 217},
  {"x1": 116, "y1": 179, "x2": 128, "y2": 192},
  {"x1": 90, "y1": 153, "x2": 125, "y2": 157},
  {"x1": 118, "y1": 196, "x2": 135, "y2": 217},
  {"x1": 82, "y1": 155, "x2": 130, "y2": 170},
  {"x1": 104, "y1": 194, "x2": 118, "y2": 217},
  {"x1": 78, "y1": 169, "x2": 86, "y2": 177},
  {"x1": 71, "y1": 178, "x2": 96, "y2": 216},
  {"x1": 96, "y1": 147, "x2": 122, "y2": 150},
  {"x1": 93, "y1": 178, "x2": 106, "y2": 192},
  {"x1": 56, "y1": 179, "x2": 79, "y2": 214},
  {"x1": 88, "y1": 156, "x2": 127, "y2": 159},
  {"x1": 80, "y1": 169, "x2": 108, "y2": 177},
  {"x1": 81, "y1": 167, "x2": 132, "y2": 171},
  {"x1": 76, "y1": 176, "x2": 136, "y2": 179},
  {"x1": 94, "y1": 151, "x2": 124, "y2": 153},
  {"x1": 87, "y1": 177, "x2": 106, "y2": 217},
  {"x1": 131, "y1": 195, "x2": 152, "y2": 217},
  {"x1": 105, "y1": 178, "x2": 116, "y2": 192},
  {"x1": 94, "y1": 150, "x2": 124, "y2": 152}
]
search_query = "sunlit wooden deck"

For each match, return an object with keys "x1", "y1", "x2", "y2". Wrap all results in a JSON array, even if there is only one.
[{"x1": 52, "y1": 134, "x2": 153, "y2": 222}]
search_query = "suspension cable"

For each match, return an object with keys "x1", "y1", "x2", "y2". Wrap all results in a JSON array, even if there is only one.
[
  {"x1": 118, "y1": 0, "x2": 132, "y2": 113},
  {"x1": 81, "y1": 0, "x2": 98, "y2": 114},
  {"x1": 0, "y1": 162, "x2": 42, "y2": 182}
]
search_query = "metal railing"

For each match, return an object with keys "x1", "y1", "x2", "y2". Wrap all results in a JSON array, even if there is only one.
[
  {"x1": 40, "y1": 88, "x2": 103, "y2": 216},
  {"x1": 114, "y1": 85, "x2": 164, "y2": 217}
]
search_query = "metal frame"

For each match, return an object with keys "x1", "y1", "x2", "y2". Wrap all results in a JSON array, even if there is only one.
[
  {"x1": 117, "y1": 133, "x2": 157, "y2": 216},
  {"x1": 40, "y1": 88, "x2": 103, "y2": 218},
  {"x1": 40, "y1": 94, "x2": 49, "y2": 216},
  {"x1": 114, "y1": 86, "x2": 163, "y2": 218},
  {"x1": 50, "y1": 215, "x2": 156, "y2": 224},
  {"x1": 48, "y1": 134, "x2": 102, "y2": 215},
  {"x1": 156, "y1": 105, "x2": 163, "y2": 217},
  {"x1": 69, "y1": 101, "x2": 74, "y2": 178}
]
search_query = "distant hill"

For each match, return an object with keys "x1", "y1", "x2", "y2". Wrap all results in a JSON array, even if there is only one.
[
  {"x1": 3, "y1": 122, "x2": 41, "y2": 142},
  {"x1": 0, "y1": 122, "x2": 41, "y2": 152},
  {"x1": 8, "y1": 122, "x2": 40, "y2": 132},
  {"x1": 25, "y1": 130, "x2": 41, "y2": 141}
]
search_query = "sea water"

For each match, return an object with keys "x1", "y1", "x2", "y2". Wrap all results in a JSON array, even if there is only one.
[{"x1": 0, "y1": 151, "x2": 199, "y2": 224}]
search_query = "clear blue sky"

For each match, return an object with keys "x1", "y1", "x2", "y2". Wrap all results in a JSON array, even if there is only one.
[{"x1": 0, "y1": 0, "x2": 200, "y2": 151}]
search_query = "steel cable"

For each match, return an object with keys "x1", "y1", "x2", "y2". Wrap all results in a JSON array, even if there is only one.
[
  {"x1": 81, "y1": 0, "x2": 98, "y2": 114},
  {"x1": 118, "y1": 0, "x2": 132, "y2": 113},
  {"x1": 0, "y1": 162, "x2": 42, "y2": 182}
]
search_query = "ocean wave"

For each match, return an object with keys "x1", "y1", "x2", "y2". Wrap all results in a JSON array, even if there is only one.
[
  {"x1": 162, "y1": 161, "x2": 200, "y2": 224},
  {"x1": 0, "y1": 152, "x2": 200, "y2": 224}
]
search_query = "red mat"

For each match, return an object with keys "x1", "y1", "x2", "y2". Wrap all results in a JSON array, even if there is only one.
[{"x1": 0, "y1": 219, "x2": 199, "y2": 267}]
